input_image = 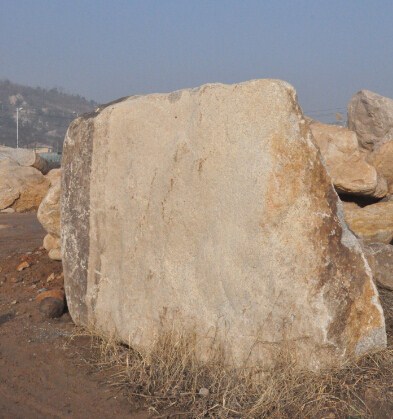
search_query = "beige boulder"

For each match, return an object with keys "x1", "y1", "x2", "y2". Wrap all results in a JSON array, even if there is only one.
[
  {"x1": 43, "y1": 233, "x2": 60, "y2": 252},
  {"x1": 62, "y1": 79, "x2": 386, "y2": 370},
  {"x1": 38, "y1": 169, "x2": 61, "y2": 260},
  {"x1": 46, "y1": 168, "x2": 62, "y2": 186},
  {"x1": 0, "y1": 160, "x2": 50, "y2": 212},
  {"x1": 348, "y1": 90, "x2": 393, "y2": 151},
  {"x1": 0, "y1": 145, "x2": 49, "y2": 174},
  {"x1": 344, "y1": 201, "x2": 393, "y2": 244},
  {"x1": 37, "y1": 175, "x2": 60, "y2": 237},
  {"x1": 368, "y1": 141, "x2": 393, "y2": 194},
  {"x1": 309, "y1": 122, "x2": 386, "y2": 197},
  {"x1": 363, "y1": 243, "x2": 393, "y2": 291}
]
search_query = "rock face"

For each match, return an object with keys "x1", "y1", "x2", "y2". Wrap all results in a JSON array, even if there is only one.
[
  {"x1": 37, "y1": 169, "x2": 61, "y2": 260},
  {"x1": 0, "y1": 158, "x2": 50, "y2": 212},
  {"x1": 348, "y1": 90, "x2": 393, "y2": 151},
  {"x1": 0, "y1": 145, "x2": 49, "y2": 174},
  {"x1": 344, "y1": 201, "x2": 393, "y2": 244},
  {"x1": 309, "y1": 122, "x2": 386, "y2": 197},
  {"x1": 62, "y1": 79, "x2": 386, "y2": 369},
  {"x1": 363, "y1": 243, "x2": 393, "y2": 291}
]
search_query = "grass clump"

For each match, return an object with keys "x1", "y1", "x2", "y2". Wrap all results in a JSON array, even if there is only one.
[{"x1": 70, "y1": 289, "x2": 393, "y2": 418}]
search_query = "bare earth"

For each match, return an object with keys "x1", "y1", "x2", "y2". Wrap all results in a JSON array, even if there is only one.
[{"x1": 0, "y1": 213, "x2": 148, "y2": 419}]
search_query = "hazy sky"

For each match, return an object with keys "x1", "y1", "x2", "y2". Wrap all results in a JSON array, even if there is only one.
[{"x1": 1, "y1": 0, "x2": 393, "y2": 121}]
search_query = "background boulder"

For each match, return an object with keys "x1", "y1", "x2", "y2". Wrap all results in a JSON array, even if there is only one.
[
  {"x1": 363, "y1": 243, "x2": 393, "y2": 291},
  {"x1": 309, "y1": 121, "x2": 386, "y2": 197},
  {"x1": 0, "y1": 145, "x2": 49, "y2": 174},
  {"x1": 348, "y1": 90, "x2": 393, "y2": 151},
  {"x1": 343, "y1": 201, "x2": 393, "y2": 244},
  {"x1": 37, "y1": 169, "x2": 61, "y2": 260},
  {"x1": 0, "y1": 158, "x2": 50, "y2": 212}
]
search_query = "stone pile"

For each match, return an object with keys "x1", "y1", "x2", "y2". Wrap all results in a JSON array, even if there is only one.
[
  {"x1": 0, "y1": 146, "x2": 50, "y2": 213},
  {"x1": 310, "y1": 89, "x2": 393, "y2": 291},
  {"x1": 61, "y1": 79, "x2": 386, "y2": 370}
]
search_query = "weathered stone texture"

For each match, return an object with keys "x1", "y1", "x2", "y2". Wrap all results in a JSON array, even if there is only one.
[
  {"x1": 37, "y1": 169, "x2": 61, "y2": 260},
  {"x1": 348, "y1": 90, "x2": 393, "y2": 151},
  {"x1": 0, "y1": 159, "x2": 50, "y2": 212},
  {"x1": 344, "y1": 201, "x2": 393, "y2": 244},
  {"x1": 62, "y1": 80, "x2": 386, "y2": 369},
  {"x1": 309, "y1": 122, "x2": 386, "y2": 197},
  {"x1": 368, "y1": 141, "x2": 393, "y2": 194},
  {"x1": 0, "y1": 145, "x2": 49, "y2": 174},
  {"x1": 364, "y1": 243, "x2": 393, "y2": 291}
]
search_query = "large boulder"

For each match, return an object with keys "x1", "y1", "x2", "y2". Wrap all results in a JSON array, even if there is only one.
[
  {"x1": 363, "y1": 243, "x2": 393, "y2": 291},
  {"x1": 62, "y1": 80, "x2": 386, "y2": 369},
  {"x1": 309, "y1": 122, "x2": 386, "y2": 197},
  {"x1": 343, "y1": 201, "x2": 393, "y2": 244},
  {"x1": 0, "y1": 145, "x2": 49, "y2": 174},
  {"x1": 348, "y1": 90, "x2": 393, "y2": 151},
  {"x1": 368, "y1": 141, "x2": 393, "y2": 194},
  {"x1": 0, "y1": 159, "x2": 50, "y2": 212},
  {"x1": 37, "y1": 169, "x2": 61, "y2": 260}
]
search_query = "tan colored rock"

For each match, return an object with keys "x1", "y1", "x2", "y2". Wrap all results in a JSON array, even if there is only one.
[
  {"x1": 0, "y1": 145, "x2": 49, "y2": 174},
  {"x1": 348, "y1": 90, "x2": 393, "y2": 151},
  {"x1": 45, "y1": 168, "x2": 62, "y2": 186},
  {"x1": 363, "y1": 243, "x2": 393, "y2": 291},
  {"x1": 368, "y1": 141, "x2": 393, "y2": 193},
  {"x1": 37, "y1": 178, "x2": 60, "y2": 237},
  {"x1": 309, "y1": 122, "x2": 385, "y2": 197},
  {"x1": 62, "y1": 79, "x2": 386, "y2": 369},
  {"x1": 16, "y1": 261, "x2": 30, "y2": 271},
  {"x1": 43, "y1": 234, "x2": 61, "y2": 252},
  {"x1": 0, "y1": 163, "x2": 50, "y2": 212},
  {"x1": 48, "y1": 248, "x2": 62, "y2": 261},
  {"x1": 38, "y1": 169, "x2": 61, "y2": 260},
  {"x1": 344, "y1": 201, "x2": 393, "y2": 243}
]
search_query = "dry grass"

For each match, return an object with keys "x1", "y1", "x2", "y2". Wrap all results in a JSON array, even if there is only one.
[{"x1": 69, "y1": 289, "x2": 393, "y2": 418}]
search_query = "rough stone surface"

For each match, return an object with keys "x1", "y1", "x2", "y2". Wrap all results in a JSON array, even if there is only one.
[
  {"x1": 48, "y1": 248, "x2": 62, "y2": 261},
  {"x1": 348, "y1": 90, "x2": 393, "y2": 151},
  {"x1": 0, "y1": 145, "x2": 49, "y2": 174},
  {"x1": 309, "y1": 122, "x2": 385, "y2": 197},
  {"x1": 38, "y1": 169, "x2": 61, "y2": 260},
  {"x1": 344, "y1": 201, "x2": 393, "y2": 244},
  {"x1": 37, "y1": 175, "x2": 60, "y2": 237},
  {"x1": 46, "y1": 168, "x2": 62, "y2": 186},
  {"x1": 0, "y1": 160, "x2": 50, "y2": 212},
  {"x1": 43, "y1": 234, "x2": 60, "y2": 252},
  {"x1": 363, "y1": 243, "x2": 393, "y2": 291},
  {"x1": 62, "y1": 79, "x2": 386, "y2": 369},
  {"x1": 368, "y1": 141, "x2": 393, "y2": 194}
]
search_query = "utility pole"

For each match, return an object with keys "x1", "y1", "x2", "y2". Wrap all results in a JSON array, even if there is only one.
[{"x1": 16, "y1": 107, "x2": 23, "y2": 148}]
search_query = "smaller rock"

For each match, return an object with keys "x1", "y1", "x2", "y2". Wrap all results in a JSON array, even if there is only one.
[
  {"x1": 344, "y1": 201, "x2": 393, "y2": 243},
  {"x1": 37, "y1": 289, "x2": 65, "y2": 319},
  {"x1": 10, "y1": 300, "x2": 17, "y2": 305},
  {"x1": 47, "y1": 273, "x2": 55, "y2": 283},
  {"x1": 363, "y1": 243, "x2": 393, "y2": 290},
  {"x1": 1, "y1": 207, "x2": 15, "y2": 213},
  {"x1": 36, "y1": 289, "x2": 65, "y2": 303},
  {"x1": 16, "y1": 261, "x2": 30, "y2": 271},
  {"x1": 199, "y1": 388, "x2": 209, "y2": 397},
  {"x1": 39, "y1": 298, "x2": 65, "y2": 318},
  {"x1": 11, "y1": 277, "x2": 23, "y2": 283},
  {"x1": 48, "y1": 248, "x2": 61, "y2": 261}
]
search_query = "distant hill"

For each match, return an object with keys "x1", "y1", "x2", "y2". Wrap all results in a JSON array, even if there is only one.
[{"x1": 0, "y1": 79, "x2": 97, "y2": 150}]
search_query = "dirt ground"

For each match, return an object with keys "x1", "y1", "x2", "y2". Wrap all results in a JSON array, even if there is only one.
[{"x1": 0, "y1": 213, "x2": 148, "y2": 419}]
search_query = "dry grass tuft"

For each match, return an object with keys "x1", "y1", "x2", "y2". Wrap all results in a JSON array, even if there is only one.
[{"x1": 69, "y1": 288, "x2": 393, "y2": 418}]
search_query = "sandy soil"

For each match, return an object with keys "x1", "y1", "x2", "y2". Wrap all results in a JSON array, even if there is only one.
[{"x1": 0, "y1": 213, "x2": 148, "y2": 419}]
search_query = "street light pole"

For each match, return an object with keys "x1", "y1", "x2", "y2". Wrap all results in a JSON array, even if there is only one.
[{"x1": 16, "y1": 107, "x2": 23, "y2": 148}]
